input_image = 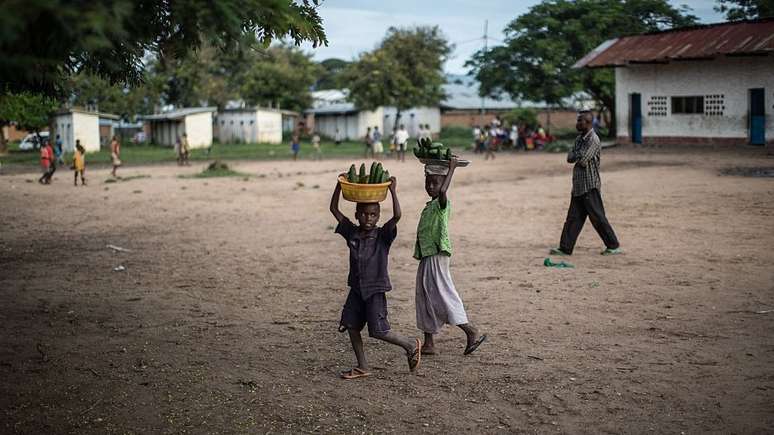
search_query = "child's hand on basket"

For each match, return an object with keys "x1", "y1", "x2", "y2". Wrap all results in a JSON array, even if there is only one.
[{"x1": 388, "y1": 176, "x2": 397, "y2": 192}]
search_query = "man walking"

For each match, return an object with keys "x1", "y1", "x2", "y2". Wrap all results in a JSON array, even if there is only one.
[{"x1": 550, "y1": 111, "x2": 621, "y2": 256}]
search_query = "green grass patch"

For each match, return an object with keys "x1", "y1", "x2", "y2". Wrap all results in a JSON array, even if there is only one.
[{"x1": 1, "y1": 137, "x2": 470, "y2": 169}]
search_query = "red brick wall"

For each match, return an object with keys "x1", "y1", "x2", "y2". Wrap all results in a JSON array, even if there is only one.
[{"x1": 441, "y1": 109, "x2": 578, "y2": 131}]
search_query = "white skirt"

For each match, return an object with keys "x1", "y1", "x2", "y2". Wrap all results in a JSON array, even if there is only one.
[{"x1": 416, "y1": 254, "x2": 468, "y2": 333}]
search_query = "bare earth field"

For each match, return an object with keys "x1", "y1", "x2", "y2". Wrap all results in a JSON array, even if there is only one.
[{"x1": 1, "y1": 146, "x2": 773, "y2": 434}]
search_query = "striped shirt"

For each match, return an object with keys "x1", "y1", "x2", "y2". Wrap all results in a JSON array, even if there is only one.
[{"x1": 567, "y1": 129, "x2": 601, "y2": 196}]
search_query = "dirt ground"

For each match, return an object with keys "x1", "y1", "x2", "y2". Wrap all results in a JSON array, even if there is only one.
[{"x1": 1, "y1": 146, "x2": 773, "y2": 434}]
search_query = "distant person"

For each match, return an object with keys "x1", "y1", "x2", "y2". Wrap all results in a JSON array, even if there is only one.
[
  {"x1": 510, "y1": 125, "x2": 518, "y2": 149},
  {"x1": 535, "y1": 124, "x2": 547, "y2": 149},
  {"x1": 54, "y1": 134, "x2": 64, "y2": 166},
  {"x1": 472, "y1": 125, "x2": 481, "y2": 151},
  {"x1": 180, "y1": 133, "x2": 190, "y2": 166},
  {"x1": 72, "y1": 141, "x2": 86, "y2": 186},
  {"x1": 364, "y1": 127, "x2": 373, "y2": 158},
  {"x1": 592, "y1": 114, "x2": 601, "y2": 135},
  {"x1": 312, "y1": 133, "x2": 322, "y2": 161},
  {"x1": 110, "y1": 135, "x2": 122, "y2": 177},
  {"x1": 334, "y1": 128, "x2": 342, "y2": 146},
  {"x1": 291, "y1": 133, "x2": 300, "y2": 161},
  {"x1": 372, "y1": 126, "x2": 384, "y2": 157},
  {"x1": 175, "y1": 136, "x2": 182, "y2": 165},
  {"x1": 550, "y1": 111, "x2": 621, "y2": 256},
  {"x1": 394, "y1": 124, "x2": 409, "y2": 162},
  {"x1": 38, "y1": 140, "x2": 55, "y2": 184}
]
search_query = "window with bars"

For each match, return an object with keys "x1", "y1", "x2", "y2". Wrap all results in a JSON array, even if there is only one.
[{"x1": 671, "y1": 96, "x2": 704, "y2": 114}]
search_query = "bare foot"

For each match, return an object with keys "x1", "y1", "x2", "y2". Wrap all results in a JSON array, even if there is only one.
[{"x1": 421, "y1": 344, "x2": 436, "y2": 355}]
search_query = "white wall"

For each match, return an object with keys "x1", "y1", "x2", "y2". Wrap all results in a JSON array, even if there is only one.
[
  {"x1": 68, "y1": 112, "x2": 100, "y2": 152},
  {"x1": 54, "y1": 113, "x2": 74, "y2": 152},
  {"x1": 383, "y1": 106, "x2": 441, "y2": 138},
  {"x1": 184, "y1": 112, "x2": 214, "y2": 148},
  {"x1": 313, "y1": 107, "x2": 383, "y2": 141},
  {"x1": 217, "y1": 111, "x2": 255, "y2": 143},
  {"x1": 149, "y1": 120, "x2": 184, "y2": 147},
  {"x1": 615, "y1": 56, "x2": 774, "y2": 143},
  {"x1": 255, "y1": 110, "x2": 282, "y2": 143}
]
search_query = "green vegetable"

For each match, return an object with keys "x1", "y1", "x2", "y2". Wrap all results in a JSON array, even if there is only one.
[
  {"x1": 347, "y1": 164, "x2": 357, "y2": 182},
  {"x1": 382, "y1": 170, "x2": 390, "y2": 183},
  {"x1": 368, "y1": 161, "x2": 377, "y2": 183},
  {"x1": 359, "y1": 163, "x2": 366, "y2": 183}
]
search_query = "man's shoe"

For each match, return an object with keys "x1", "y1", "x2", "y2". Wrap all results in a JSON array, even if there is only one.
[
  {"x1": 601, "y1": 247, "x2": 623, "y2": 255},
  {"x1": 549, "y1": 247, "x2": 570, "y2": 256}
]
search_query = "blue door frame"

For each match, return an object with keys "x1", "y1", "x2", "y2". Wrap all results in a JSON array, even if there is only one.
[
  {"x1": 631, "y1": 93, "x2": 642, "y2": 144},
  {"x1": 749, "y1": 88, "x2": 765, "y2": 145}
]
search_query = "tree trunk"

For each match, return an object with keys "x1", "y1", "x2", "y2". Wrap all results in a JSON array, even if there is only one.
[
  {"x1": 545, "y1": 107, "x2": 552, "y2": 132},
  {"x1": 0, "y1": 124, "x2": 7, "y2": 154}
]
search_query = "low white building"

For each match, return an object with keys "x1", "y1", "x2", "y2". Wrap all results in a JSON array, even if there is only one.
[
  {"x1": 306, "y1": 89, "x2": 441, "y2": 140},
  {"x1": 575, "y1": 19, "x2": 774, "y2": 147},
  {"x1": 141, "y1": 107, "x2": 216, "y2": 148},
  {"x1": 53, "y1": 109, "x2": 119, "y2": 152},
  {"x1": 216, "y1": 108, "x2": 283, "y2": 144}
]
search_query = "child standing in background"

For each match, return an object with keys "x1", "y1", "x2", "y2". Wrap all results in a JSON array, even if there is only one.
[{"x1": 73, "y1": 141, "x2": 86, "y2": 186}]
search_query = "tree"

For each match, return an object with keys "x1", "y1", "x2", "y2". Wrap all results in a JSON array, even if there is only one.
[
  {"x1": 0, "y1": 0, "x2": 327, "y2": 97},
  {"x1": 345, "y1": 26, "x2": 451, "y2": 131},
  {"x1": 715, "y1": 0, "x2": 774, "y2": 20},
  {"x1": 315, "y1": 58, "x2": 351, "y2": 90},
  {"x1": 0, "y1": 92, "x2": 58, "y2": 153},
  {"x1": 239, "y1": 44, "x2": 321, "y2": 112},
  {"x1": 466, "y1": 0, "x2": 697, "y2": 136}
]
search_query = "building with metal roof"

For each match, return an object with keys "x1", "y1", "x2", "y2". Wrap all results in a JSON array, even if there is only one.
[
  {"x1": 139, "y1": 107, "x2": 216, "y2": 148},
  {"x1": 576, "y1": 19, "x2": 774, "y2": 146}
]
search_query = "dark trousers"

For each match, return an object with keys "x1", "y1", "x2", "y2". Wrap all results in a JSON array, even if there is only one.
[{"x1": 559, "y1": 189, "x2": 619, "y2": 254}]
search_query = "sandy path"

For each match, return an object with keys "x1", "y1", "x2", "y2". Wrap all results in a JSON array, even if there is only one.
[{"x1": 1, "y1": 146, "x2": 773, "y2": 433}]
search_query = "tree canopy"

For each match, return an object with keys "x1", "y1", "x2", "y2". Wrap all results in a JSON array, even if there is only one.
[
  {"x1": 0, "y1": 91, "x2": 58, "y2": 152},
  {"x1": 466, "y1": 0, "x2": 697, "y2": 135},
  {"x1": 239, "y1": 45, "x2": 321, "y2": 112},
  {"x1": 0, "y1": 0, "x2": 327, "y2": 97},
  {"x1": 715, "y1": 0, "x2": 774, "y2": 20},
  {"x1": 315, "y1": 58, "x2": 351, "y2": 90},
  {"x1": 345, "y1": 26, "x2": 451, "y2": 113}
]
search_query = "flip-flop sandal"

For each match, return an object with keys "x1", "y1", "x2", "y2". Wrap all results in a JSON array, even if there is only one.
[
  {"x1": 463, "y1": 334, "x2": 488, "y2": 355},
  {"x1": 340, "y1": 367, "x2": 371, "y2": 380},
  {"x1": 407, "y1": 338, "x2": 422, "y2": 372}
]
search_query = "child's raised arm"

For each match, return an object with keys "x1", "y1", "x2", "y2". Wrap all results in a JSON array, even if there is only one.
[
  {"x1": 330, "y1": 180, "x2": 345, "y2": 223},
  {"x1": 385, "y1": 176, "x2": 401, "y2": 226},
  {"x1": 438, "y1": 158, "x2": 458, "y2": 209}
]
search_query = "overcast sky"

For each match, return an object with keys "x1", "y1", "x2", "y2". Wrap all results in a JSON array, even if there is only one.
[{"x1": 303, "y1": 0, "x2": 726, "y2": 75}]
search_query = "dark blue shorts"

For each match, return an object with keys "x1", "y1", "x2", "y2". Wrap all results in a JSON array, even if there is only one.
[{"x1": 340, "y1": 289, "x2": 390, "y2": 337}]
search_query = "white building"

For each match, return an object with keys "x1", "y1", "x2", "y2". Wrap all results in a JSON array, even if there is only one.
[
  {"x1": 53, "y1": 109, "x2": 119, "y2": 152},
  {"x1": 141, "y1": 107, "x2": 216, "y2": 148},
  {"x1": 216, "y1": 108, "x2": 283, "y2": 144},
  {"x1": 306, "y1": 89, "x2": 441, "y2": 140},
  {"x1": 575, "y1": 19, "x2": 774, "y2": 147}
]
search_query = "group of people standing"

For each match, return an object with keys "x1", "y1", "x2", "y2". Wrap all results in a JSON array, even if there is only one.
[
  {"x1": 364, "y1": 123, "x2": 432, "y2": 162},
  {"x1": 473, "y1": 117, "x2": 552, "y2": 158},
  {"x1": 37, "y1": 135, "x2": 123, "y2": 185}
]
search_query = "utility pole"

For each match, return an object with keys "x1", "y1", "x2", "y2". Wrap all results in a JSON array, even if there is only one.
[{"x1": 479, "y1": 20, "x2": 488, "y2": 127}]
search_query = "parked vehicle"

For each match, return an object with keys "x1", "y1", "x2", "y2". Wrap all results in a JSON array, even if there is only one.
[{"x1": 18, "y1": 132, "x2": 50, "y2": 151}]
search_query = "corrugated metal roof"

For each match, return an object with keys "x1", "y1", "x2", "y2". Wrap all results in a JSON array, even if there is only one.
[
  {"x1": 575, "y1": 18, "x2": 774, "y2": 68},
  {"x1": 140, "y1": 107, "x2": 216, "y2": 121}
]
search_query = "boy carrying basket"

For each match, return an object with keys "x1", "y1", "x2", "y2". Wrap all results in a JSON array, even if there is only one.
[
  {"x1": 415, "y1": 158, "x2": 487, "y2": 355},
  {"x1": 330, "y1": 175, "x2": 421, "y2": 379}
]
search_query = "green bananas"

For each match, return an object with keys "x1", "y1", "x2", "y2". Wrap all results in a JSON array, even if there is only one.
[
  {"x1": 412, "y1": 137, "x2": 453, "y2": 160},
  {"x1": 346, "y1": 162, "x2": 391, "y2": 184}
]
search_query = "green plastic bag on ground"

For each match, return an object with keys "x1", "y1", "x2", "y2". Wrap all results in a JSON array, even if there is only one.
[{"x1": 544, "y1": 257, "x2": 574, "y2": 268}]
